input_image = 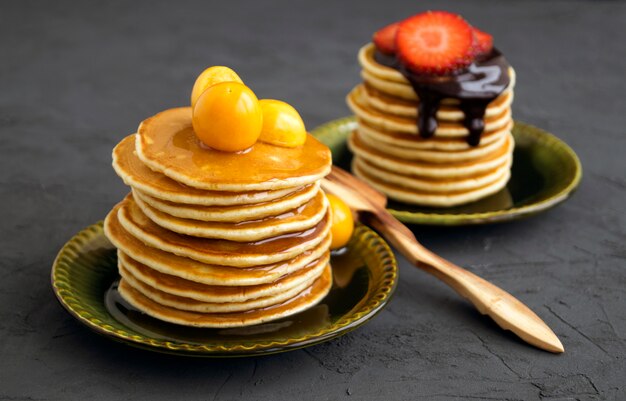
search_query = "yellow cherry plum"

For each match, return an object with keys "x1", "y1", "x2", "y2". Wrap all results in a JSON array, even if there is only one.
[
  {"x1": 192, "y1": 82, "x2": 263, "y2": 152},
  {"x1": 190, "y1": 66, "x2": 243, "y2": 108},
  {"x1": 326, "y1": 193, "x2": 355, "y2": 250},
  {"x1": 258, "y1": 99, "x2": 307, "y2": 148}
]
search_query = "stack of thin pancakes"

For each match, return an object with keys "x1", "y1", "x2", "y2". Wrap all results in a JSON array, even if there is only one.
[
  {"x1": 346, "y1": 43, "x2": 516, "y2": 207},
  {"x1": 104, "y1": 107, "x2": 333, "y2": 327}
]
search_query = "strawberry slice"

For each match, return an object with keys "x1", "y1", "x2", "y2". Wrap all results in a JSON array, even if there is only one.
[
  {"x1": 395, "y1": 11, "x2": 475, "y2": 75},
  {"x1": 471, "y1": 27, "x2": 494, "y2": 57},
  {"x1": 373, "y1": 22, "x2": 400, "y2": 55}
]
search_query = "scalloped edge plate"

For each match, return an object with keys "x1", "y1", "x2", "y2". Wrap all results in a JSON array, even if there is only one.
[
  {"x1": 312, "y1": 116, "x2": 582, "y2": 225},
  {"x1": 51, "y1": 222, "x2": 397, "y2": 357}
]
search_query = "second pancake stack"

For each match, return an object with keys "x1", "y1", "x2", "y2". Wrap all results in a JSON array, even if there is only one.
[
  {"x1": 347, "y1": 43, "x2": 516, "y2": 207},
  {"x1": 104, "y1": 107, "x2": 333, "y2": 328}
]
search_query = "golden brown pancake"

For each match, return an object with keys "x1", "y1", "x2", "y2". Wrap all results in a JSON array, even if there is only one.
[
  {"x1": 131, "y1": 182, "x2": 319, "y2": 222},
  {"x1": 135, "y1": 108, "x2": 332, "y2": 191},
  {"x1": 355, "y1": 119, "x2": 507, "y2": 151},
  {"x1": 113, "y1": 134, "x2": 301, "y2": 206},
  {"x1": 357, "y1": 124, "x2": 511, "y2": 163},
  {"x1": 104, "y1": 205, "x2": 332, "y2": 285},
  {"x1": 347, "y1": 86, "x2": 512, "y2": 137},
  {"x1": 132, "y1": 189, "x2": 329, "y2": 241},
  {"x1": 106, "y1": 104, "x2": 335, "y2": 328},
  {"x1": 120, "y1": 265, "x2": 321, "y2": 313},
  {"x1": 357, "y1": 43, "x2": 516, "y2": 101},
  {"x1": 353, "y1": 156, "x2": 511, "y2": 193},
  {"x1": 346, "y1": 43, "x2": 516, "y2": 207},
  {"x1": 116, "y1": 250, "x2": 329, "y2": 303},
  {"x1": 359, "y1": 82, "x2": 514, "y2": 120},
  {"x1": 118, "y1": 264, "x2": 333, "y2": 328},
  {"x1": 112, "y1": 197, "x2": 332, "y2": 267},
  {"x1": 349, "y1": 130, "x2": 514, "y2": 179},
  {"x1": 353, "y1": 161, "x2": 511, "y2": 207}
]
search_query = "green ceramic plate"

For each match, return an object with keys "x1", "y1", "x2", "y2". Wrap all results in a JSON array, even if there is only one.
[
  {"x1": 312, "y1": 116, "x2": 582, "y2": 225},
  {"x1": 51, "y1": 222, "x2": 397, "y2": 357}
]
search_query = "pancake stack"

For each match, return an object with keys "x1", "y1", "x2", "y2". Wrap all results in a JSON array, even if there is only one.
[
  {"x1": 104, "y1": 107, "x2": 333, "y2": 327},
  {"x1": 347, "y1": 43, "x2": 516, "y2": 207}
]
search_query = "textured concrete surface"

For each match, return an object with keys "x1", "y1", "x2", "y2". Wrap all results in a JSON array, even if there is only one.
[{"x1": 1, "y1": 1, "x2": 625, "y2": 400}]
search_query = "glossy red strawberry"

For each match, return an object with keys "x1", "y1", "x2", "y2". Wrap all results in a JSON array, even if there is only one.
[
  {"x1": 395, "y1": 11, "x2": 475, "y2": 75},
  {"x1": 472, "y1": 27, "x2": 494, "y2": 57},
  {"x1": 373, "y1": 22, "x2": 400, "y2": 55}
]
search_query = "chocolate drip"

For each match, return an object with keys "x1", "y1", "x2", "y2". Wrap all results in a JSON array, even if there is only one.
[
  {"x1": 417, "y1": 90, "x2": 440, "y2": 139},
  {"x1": 374, "y1": 50, "x2": 511, "y2": 146}
]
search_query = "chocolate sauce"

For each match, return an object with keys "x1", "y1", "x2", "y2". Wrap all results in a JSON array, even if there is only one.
[{"x1": 374, "y1": 49, "x2": 511, "y2": 146}]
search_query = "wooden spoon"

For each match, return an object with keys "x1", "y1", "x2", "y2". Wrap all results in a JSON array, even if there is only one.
[{"x1": 322, "y1": 166, "x2": 564, "y2": 353}]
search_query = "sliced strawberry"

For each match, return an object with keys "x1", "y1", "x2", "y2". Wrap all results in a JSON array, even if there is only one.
[
  {"x1": 373, "y1": 22, "x2": 400, "y2": 55},
  {"x1": 471, "y1": 27, "x2": 493, "y2": 57},
  {"x1": 395, "y1": 11, "x2": 475, "y2": 75}
]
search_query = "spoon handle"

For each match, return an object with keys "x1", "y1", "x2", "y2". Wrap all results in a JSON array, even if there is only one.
[{"x1": 366, "y1": 210, "x2": 564, "y2": 353}]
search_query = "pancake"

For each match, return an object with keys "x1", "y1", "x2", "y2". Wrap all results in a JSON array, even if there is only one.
[
  {"x1": 118, "y1": 264, "x2": 333, "y2": 328},
  {"x1": 353, "y1": 161, "x2": 512, "y2": 207},
  {"x1": 349, "y1": 130, "x2": 514, "y2": 179},
  {"x1": 353, "y1": 156, "x2": 512, "y2": 193},
  {"x1": 359, "y1": 83, "x2": 514, "y2": 121},
  {"x1": 113, "y1": 134, "x2": 300, "y2": 206},
  {"x1": 115, "y1": 197, "x2": 332, "y2": 267},
  {"x1": 357, "y1": 43, "x2": 409, "y2": 83},
  {"x1": 347, "y1": 86, "x2": 513, "y2": 137},
  {"x1": 361, "y1": 69, "x2": 516, "y2": 104},
  {"x1": 132, "y1": 182, "x2": 319, "y2": 222},
  {"x1": 356, "y1": 119, "x2": 507, "y2": 151},
  {"x1": 117, "y1": 250, "x2": 330, "y2": 303},
  {"x1": 120, "y1": 264, "x2": 322, "y2": 313},
  {"x1": 357, "y1": 43, "x2": 516, "y2": 102},
  {"x1": 104, "y1": 206, "x2": 332, "y2": 285},
  {"x1": 132, "y1": 189, "x2": 328, "y2": 241},
  {"x1": 107, "y1": 95, "x2": 335, "y2": 327},
  {"x1": 345, "y1": 41, "x2": 517, "y2": 207},
  {"x1": 135, "y1": 107, "x2": 332, "y2": 191},
  {"x1": 357, "y1": 124, "x2": 511, "y2": 163}
]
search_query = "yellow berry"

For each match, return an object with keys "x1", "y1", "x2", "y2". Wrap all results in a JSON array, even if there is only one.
[
  {"x1": 326, "y1": 193, "x2": 354, "y2": 250},
  {"x1": 190, "y1": 66, "x2": 243, "y2": 108},
  {"x1": 192, "y1": 82, "x2": 262, "y2": 152},
  {"x1": 258, "y1": 99, "x2": 307, "y2": 148}
]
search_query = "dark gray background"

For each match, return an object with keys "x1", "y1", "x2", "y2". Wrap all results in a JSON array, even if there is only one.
[{"x1": 1, "y1": 1, "x2": 625, "y2": 400}]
